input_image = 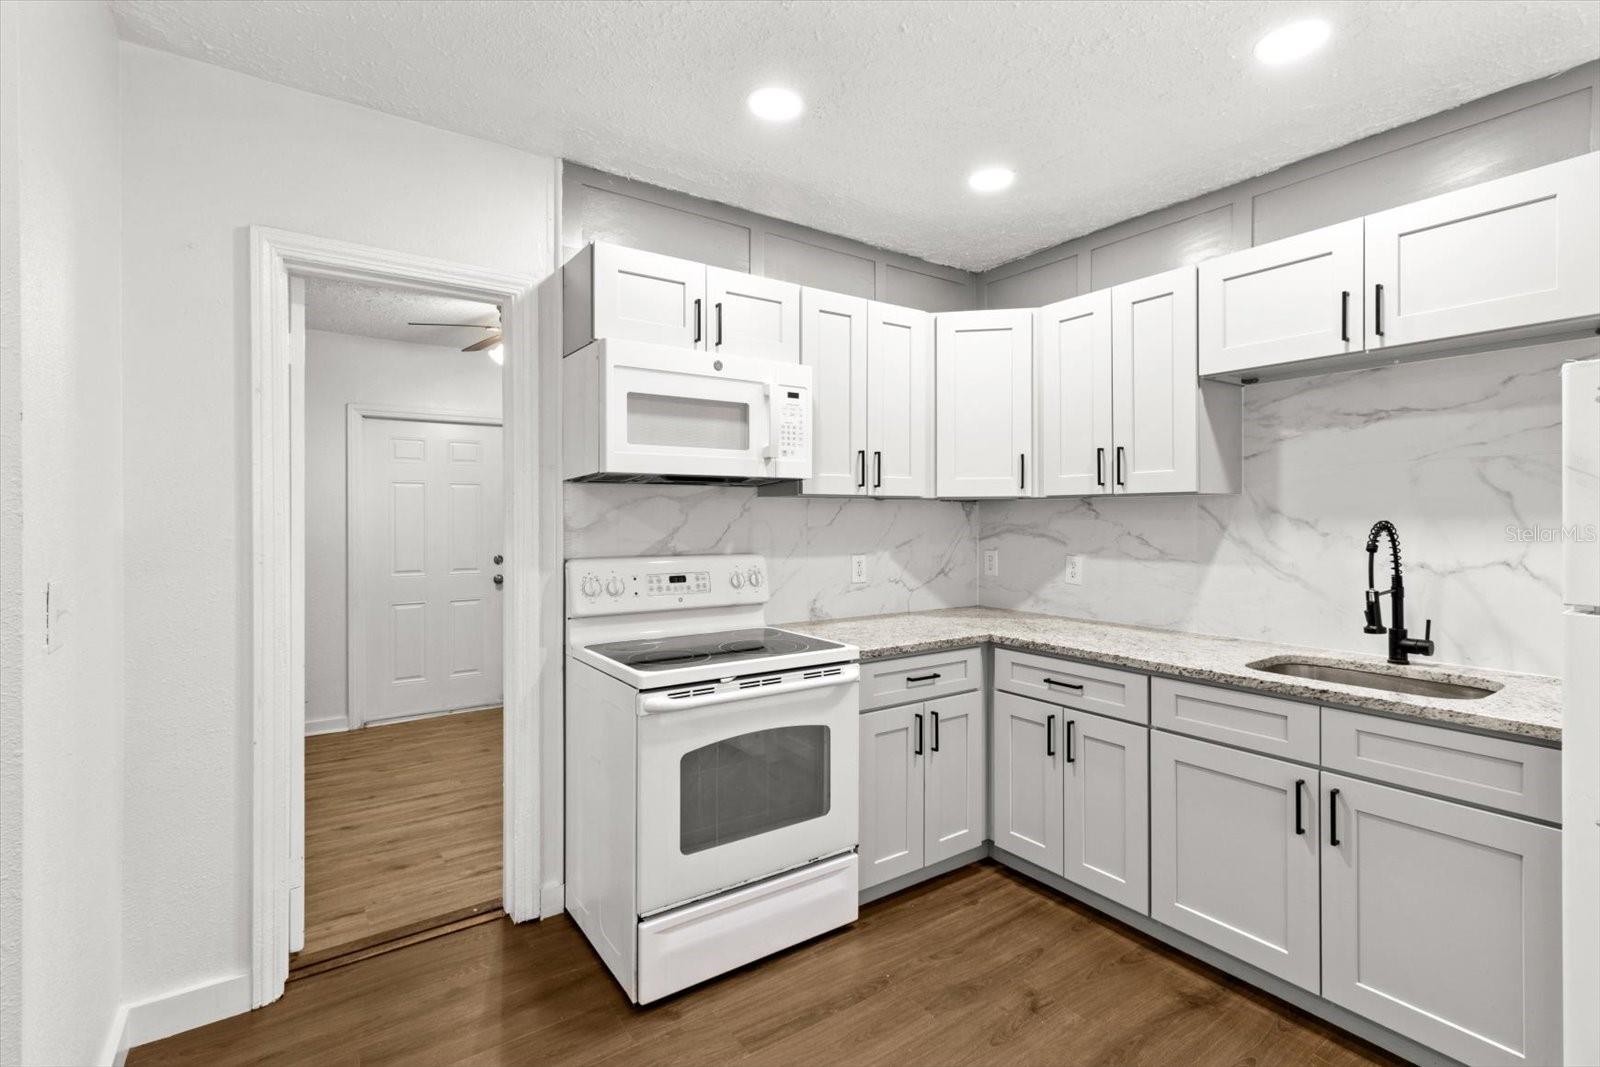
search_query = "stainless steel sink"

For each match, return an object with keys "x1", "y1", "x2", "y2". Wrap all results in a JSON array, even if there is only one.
[{"x1": 1247, "y1": 659, "x2": 1500, "y2": 700}]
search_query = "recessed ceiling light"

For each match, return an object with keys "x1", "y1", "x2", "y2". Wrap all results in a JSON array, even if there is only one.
[
  {"x1": 747, "y1": 86, "x2": 804, "y2": 122},
  {"x1": 1253, "y1": 18, "x2": 1331, "y2": 65},
  {"x1": 968, "y1": 166, "x2": 1016, "y2": 194}
]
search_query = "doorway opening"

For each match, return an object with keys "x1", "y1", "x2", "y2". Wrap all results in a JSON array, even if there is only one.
[{"x1": 291, "y1": 278, "x2": 508, "y2": 973}]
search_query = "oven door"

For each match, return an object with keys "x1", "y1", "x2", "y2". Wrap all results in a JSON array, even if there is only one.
[
  {"x1": 602, "y1": 346, "x2": 776, "y2": 480},
  {"x1": 636, "y1": 665, "x2": 860, "y2": 914}
]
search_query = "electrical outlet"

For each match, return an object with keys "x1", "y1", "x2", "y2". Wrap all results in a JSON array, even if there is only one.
[
  {"x1": 1063, "y1": 555, "x2": 1084, "y2": 585},
  {"x1": 851, "y1": 554, "x2": 869, "y2": 584},
  {"x1": 983, "y1": 548, "x2": 999, "y2": 577}
]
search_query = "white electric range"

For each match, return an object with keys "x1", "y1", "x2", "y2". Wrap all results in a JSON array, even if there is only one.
[{"x1": 564, "y1": 554, "x2": 861, "y2": 1004}]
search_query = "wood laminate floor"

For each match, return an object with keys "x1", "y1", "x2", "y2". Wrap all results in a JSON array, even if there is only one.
[
  {"x1": 299, "y1": 707, "x2": 502, "y2": 959},
  {"x1": 135, "y1": 862, "x2": 1397, "y2": 1067}
]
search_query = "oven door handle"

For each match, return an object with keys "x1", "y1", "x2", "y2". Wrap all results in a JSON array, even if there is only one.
[{"x1": 640, "y1": 664, "x2": 860, "y2": 713}]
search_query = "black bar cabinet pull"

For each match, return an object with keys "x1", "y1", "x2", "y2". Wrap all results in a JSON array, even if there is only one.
[
  {"x1": 874, "y1": 451, "x2": 883, "y2": 489},
  {"x1": 1046, "y1": 714, "x2": 1056, "y2": 757},
  {"x1": 1115, "y1": 446, "x2": 1126, "y2": 487},
  {"x1": 1096, "y1": 447, "x2": 1106, "y2": 487},
  {"x1": 905, "y1": 672, "x2": 941, "y2": 683},
  {"x1": 1020, "y1": 453, "x2": 1026, "y2": 490},
  {"x1": 1042, "y1": 677, "x2": 1083, "y2": 690},
  {"x1": 931, "y1": 711, "x2": 941, "y2": 752},
  {"x1": 693, "y1": 298, "x2": 702, "y2": 344},
  {"x1": 1340, "y1": 291, "x2": 1350, "y2": 343},
  {"x1": 914, "y1": 713, "x2": 924, "y2": 756},
  {"x1": 856, "y1": 450, "x2": 867, "y2": 488},
  {"x1": 1065, "y1": 720, "x2": 1076, "y2": 764},
  {"x1": 1373, "y1": 285, "x2": 1384, "y2": 337},
  {"x1": 1329, "y1": 787, "x2": 1342, "y2": 846},
  {"x1": 1294, "y1": 779, "x2": 1306, "y2": 835},
  {"x1": 715, "y1": 301, "x2": 724, "y2": 346}
]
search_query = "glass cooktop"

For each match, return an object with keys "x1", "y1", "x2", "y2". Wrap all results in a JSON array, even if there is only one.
[{"x1": 586, "y1": 627, "x2": 844, "y2": 672}]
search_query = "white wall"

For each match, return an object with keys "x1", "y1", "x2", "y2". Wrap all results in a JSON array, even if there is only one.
[
  {"x1": 304, "y1": 329, "x2": 503, "y2": 734},
  {"x1": 118, "y1": 42, "x2": 556, "y2": 1018},
  {"x1": 0, "y1": 3, "x2": 126, "y2": 1065}
]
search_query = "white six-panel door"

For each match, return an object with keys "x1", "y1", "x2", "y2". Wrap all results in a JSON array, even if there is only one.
[
  {"x1": 1198, "y1": 219, "x2": 1365, "y2": 377},
  {"x1": 924, "y1": 690, "x2": 986, "y2": 864},
  {"x1": 1112, "y1": 267, "x2": 1200, "y2": 495},
  {"x1": 867, "y1": 301, "x2": 933, "y2": 498},
  {"x1": 859, "y1": 704, "x2": 926, "y2": 890},
  {"x1": 591, "y1": 243, "x2": 708, "y2": 351},
  {"x1": 800, "y1": 287, "x2": 869, "y2": 496},
  {"x1": 357, "y1": 417, "x2": 504, "y2": 725},
  {"x1": 991, "y1": 691, "x2": 1064, "y2": 874},
  {"x1": 936, "y1": 309, "x2": 1033, "y2": 498},
  {"x1": 706, "y1": 265, "x2": 801, "y2": 362},
  {"x1": 1063, "y1": 709, "x2": 1149, "y2": 913},
  {"x1": 1036, "y1": 290, "x2": 1114, "y2": 496}
]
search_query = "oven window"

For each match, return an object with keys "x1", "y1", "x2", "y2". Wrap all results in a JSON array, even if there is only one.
[
  {"x1": 627, "y1": 393, "x2": 750, "y2": 451},
  {"x1": 679, "y1": 726, "x2": 830, "y2": 855}
]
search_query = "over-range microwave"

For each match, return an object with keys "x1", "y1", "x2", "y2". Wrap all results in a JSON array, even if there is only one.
[{"x1": 562, "y1": 338, "x2": 813, "y2": 485}]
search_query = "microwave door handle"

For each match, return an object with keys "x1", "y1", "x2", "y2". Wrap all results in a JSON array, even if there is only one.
[{"x1": 762, "y1": 383, "x2": 776, "y2": 463}]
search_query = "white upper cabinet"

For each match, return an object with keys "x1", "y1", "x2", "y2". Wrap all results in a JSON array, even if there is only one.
[
  {"x1": 706, "y1": 266, "x2": 802, "y2": 362},
  {"x1": 1199, "y1": 219, "x2": 1365, "y2": 378},
  {"x1": 799, "y1": 288, "x2": 869, "y2": 496},
  {"x1": 1035, "y1": 291, "x2": 1114, "y2": 496},
  {"x1": 866, "y1": 302, "x2": 934, "y2": 498},
  {"x1": 1365, "y1": 152, "x2": 1600, "y2": 352},
  {"x1": 935, "y1": 309, "x2": 1034, "y2": 498}
]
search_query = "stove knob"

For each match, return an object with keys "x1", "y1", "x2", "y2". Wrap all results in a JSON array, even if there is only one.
[
  {"x1": 747, "y1": 567, "x2": 764, "y2": 589},
  {"x1": 605, "y1": 576, "x2": 625, "y2": 597},
  {"x1": 580, "y1": 575, "x2": 601, "y2": 599},
  {"x1": 729, "y1": 570, "x2": 745, "y2": 590}
]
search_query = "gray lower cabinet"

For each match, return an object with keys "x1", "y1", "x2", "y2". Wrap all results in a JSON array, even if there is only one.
[
  {"x1": 860, "y1": 691, "x2": 987, "y2": 892},
  {"x1": 1321, "y1": 772, "x2": 1562, "y2": 1067},
  {"x1": 1150, "y1": 730, "x2": 1321, "y2": 993},
  {"x1": 992, "y1": 691, "x2": 1065, "y2": 874},
  {"x1": 1063, "y1": 710, "x2": 1149, "y2": 913}
]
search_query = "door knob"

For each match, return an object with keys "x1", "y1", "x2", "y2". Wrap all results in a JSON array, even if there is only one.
[
  {"x1": 493, "y1": 554, "x2": 504, "y2": 565},
  {"x1": 493, "y1": 575, "x2": 504, "y2": 586}
]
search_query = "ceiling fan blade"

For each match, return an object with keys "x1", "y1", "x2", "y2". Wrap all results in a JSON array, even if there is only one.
[
  {"x1": 462, "y1": 333, "x2": 503, "y2": 353},
  {"x1": 408, "y1": 321, "x2": 498, "y2": 329}
]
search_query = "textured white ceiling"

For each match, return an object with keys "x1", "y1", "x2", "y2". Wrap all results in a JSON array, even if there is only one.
[
  {"x1": 304, "y1": 277, "x2": 499, "y2": 348},
  {"x1": 111, "y1": 0, "x2": 1600, "y2": 272}
]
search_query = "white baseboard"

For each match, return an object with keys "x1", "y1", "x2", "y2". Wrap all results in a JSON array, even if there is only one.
[
  {"x1": 539, "y1": 881, "x2": 565, "y2": 919},
  {"x1": 304, "y1": 716, "x2": 349, "y2": 736},
  {"x1": 115, "y1": 972, "x2": 251, "y2": 1055},
  {"x1": 99, "y1": 1003, "x2": 131, "y2": 1067}
]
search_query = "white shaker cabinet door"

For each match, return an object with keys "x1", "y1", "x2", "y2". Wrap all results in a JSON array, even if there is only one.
[
  {"x1": 799, "y1": 288, "x2": 869, "y2": 496},
  {"x1": 706, "y1": 266, "x2": 801, "y2": 362},
  {"x1": 991, "y1": 692, "x2": 1064, "y2": 875},
  {"x1": 1322, "y1": 773, "x2": 1562, "y2": 1067},
  {"x1": 924, "y1": 690, "x2": 987, "y2": 864},
  {"x1": 1111, "y1": 267, "x2": 1199, "y2": 495},
  {"x1": 1365, "y1": 151, "x2": 1600, "y2": 351},
  {"x1": 866, "y1": 301, "x2": 934, "y2": 498},
  {"x1": 1198, "y1": 219, "x2": 1365, "y2": 378},
  {"x1": 859, "y1": 705, "x2": 926, "y2": 890},
  {"x1": 1150, "y1": 731, "x2": 1320, "y2": 992},
  {"x1": 1062, "y1": 710, "x2": 1149, "y2": 914},
  {"x1": 1035, "y1": 290, "x2": 1114, "y2": 496},
  {"x1": 590, "y1": 242, "x2": 708, "y2": 351},
  {"x1": 935, "y1": 309, "x2": 1034, "y2": 498}
]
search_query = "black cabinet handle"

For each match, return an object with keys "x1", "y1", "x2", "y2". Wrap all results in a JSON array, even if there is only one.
[
  {"x1": 931, "y1": 711, "x2": 941, "y2": 752},
  {"x1": 715, "y1": 301, "x2": 724, "y2": 346},
  {"x1": 1340, "y1": 291, "x2": 1350, "y2": 343},
  {"x1": 1373, "y1": 285, "x2": 1384, "y2": 337},
  {"x1": 1294, "y1": 779, "x2": 1306, "y2": 835},
  {"x1": 1046, "y1": 713, "x2": 1056, "y2": 757},
  {"x1": 905, "y1": 672, "x2": 941, "y2": 684},
  {"x1": 873, "y1": 451, "x2": 883, "y2": 489},
  {"x1": 1019, "y1": 453, "x2": 1026, "y2": 491},
  {"x1": 856, "y1": 450, "x2": 866, "y2": 489},
  {"x1": 1096, "y1": 446, "x2": 1105, "y2": 487},
  {"x1": 1042, "y1": 677, "x2": 1083, "y2": 690},
  {"x1": 1065, "y1": 719, "x2": 1076, "y2": 764},
  {"x1": 693, "y1": 298, "x2": 702, "y2": 344},
  {"x1": 1329, "y1": 787, "x2": 1341, "y2": 846},
  {"x1": 914, "y1": 712, "x2": 924, "y2": 756},
  {"x1": 1115, "y1": 446, "x2": 1126, "y2": 487}
]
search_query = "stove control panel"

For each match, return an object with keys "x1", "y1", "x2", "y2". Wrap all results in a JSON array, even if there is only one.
[{"x1": 566, "y1": 555, "x2": 768, "y2": 616}]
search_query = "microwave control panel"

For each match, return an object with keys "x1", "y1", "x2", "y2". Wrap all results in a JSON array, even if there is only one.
[{"x1": 773, "y1": 384, "x2": 811, "y2": 476}]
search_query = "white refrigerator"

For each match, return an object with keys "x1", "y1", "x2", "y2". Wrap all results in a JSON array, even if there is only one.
[{"x1": 1563, "y1": 357, "x2": 1600, "y2": 1067}]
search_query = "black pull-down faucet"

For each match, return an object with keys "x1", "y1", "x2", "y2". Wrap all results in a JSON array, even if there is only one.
[{"x1": 1363, "y1": 520, "x2": 1436, "y2": 666}]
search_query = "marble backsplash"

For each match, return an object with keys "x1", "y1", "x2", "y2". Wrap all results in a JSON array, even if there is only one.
[
  {"x1": 564, "y1": 486, "x2": 978, "y2": 622},
  {"x1": 979, "y1": 338, "x2": 1596, "y2": 677}
]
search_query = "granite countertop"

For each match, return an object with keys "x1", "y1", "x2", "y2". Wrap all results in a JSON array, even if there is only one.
[{"x1": 782, "y1": 607, "x2": 1562, "y2": 743}]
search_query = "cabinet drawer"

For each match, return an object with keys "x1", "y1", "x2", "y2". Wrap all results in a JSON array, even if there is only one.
[
  {"x1": 1321, "y1": 708, "x2": 1561, "y2": 822},
  {"x1": 993, "y1": 649, "x2": 1149, "y2": 724},
  {"x1": 1151, "y1": 678, "x2": 1317, "y2": 763},
  {"x1": 860, "y1": 648, "x2": 982, "y2": 711}
]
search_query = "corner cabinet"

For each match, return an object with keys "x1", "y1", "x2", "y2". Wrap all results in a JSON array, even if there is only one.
[
  {"x1": 991, "y1": 691, "x2": 1064, "y2": 872},
  {"x1": 1035, "y1": 290, "x2": 1114, "y2": 495},
  {"x1": 935, "y1": 310, "x2": 1034, "y2": 498}
]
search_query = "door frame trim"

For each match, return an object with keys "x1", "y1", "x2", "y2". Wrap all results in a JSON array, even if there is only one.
[
  {"x1": 345, "y1": 404, "x2": 503, "y2": 730},
  {"x1": 249, "y1": 225, "x2": 557, "y2": 1009}
]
